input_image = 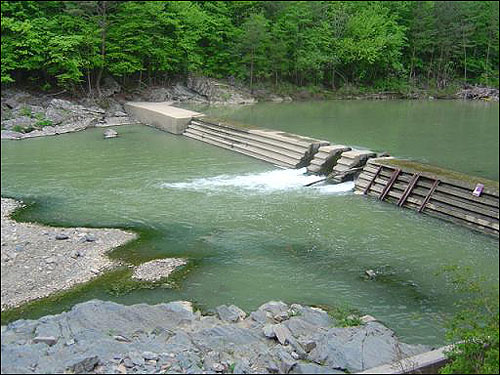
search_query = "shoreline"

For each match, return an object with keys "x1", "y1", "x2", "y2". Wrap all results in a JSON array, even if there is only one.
[
  {"x1": 0, "y1": 197, "x2": 137, "y2": 311},
  {"x1": 2, "y1": 82, "x2": 498, "y2": 140}
]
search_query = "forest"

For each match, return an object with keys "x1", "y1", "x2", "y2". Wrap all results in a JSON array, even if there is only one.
[{"x1": 1, "y1": 1, "x2": 499, "y2": 95}]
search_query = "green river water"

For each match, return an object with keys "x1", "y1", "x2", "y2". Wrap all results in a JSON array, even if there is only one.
[{"x1": 1, "y1": 100, "x2": 498, "y2": 346}]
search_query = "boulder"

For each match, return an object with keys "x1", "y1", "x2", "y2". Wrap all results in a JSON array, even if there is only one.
[
  {"x1": 104, "y1": 129, "x2": 118, "y2": 138},
  {"x1": 216, "y1": 305, "x2": 246, "y2": 323}
]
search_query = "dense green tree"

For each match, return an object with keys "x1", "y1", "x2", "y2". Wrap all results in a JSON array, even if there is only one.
[
  {"x1": 1, "y1": 1, "x2": 498, "y2": 94},
  {"x1": 239, "y1": 13, "x2": 270, "y2": 92}
]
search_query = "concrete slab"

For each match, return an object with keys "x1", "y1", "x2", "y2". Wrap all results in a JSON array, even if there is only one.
[
  {"x1": 356, "y1": 345, "x2": 452, "y2": 374},
  {"x1": 124, "y1": 102, "x2": 204, "y2": 134}
]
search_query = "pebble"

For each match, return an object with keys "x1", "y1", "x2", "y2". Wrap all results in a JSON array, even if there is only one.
[{"x1": 1, "y1": 198, "x2": 136, "y2": 311}]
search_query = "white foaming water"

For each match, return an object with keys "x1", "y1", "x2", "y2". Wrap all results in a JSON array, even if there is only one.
[{"x1": 160, "y1": 168, "x2": 354, "y2": 194}]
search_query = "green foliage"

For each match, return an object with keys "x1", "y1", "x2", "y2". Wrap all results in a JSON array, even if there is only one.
[
  {"x1": 11, "y1": 125, "x2": 26, "y2": 133},
  {"x1": 1, "y1": 1, "x2": 498, "y2": 91},
  {"x1": 18, "y1": 106, "x2": 32, "y2": 117},
  {"x1": 35, "y1": 118, "x2": 53, "y2": 128},
  {"x1": 439, "y1": 265, "x2": 499, "y2": 374},
  {"x1": 315, "y1": 304, "x2": 363, "y2": 327}
]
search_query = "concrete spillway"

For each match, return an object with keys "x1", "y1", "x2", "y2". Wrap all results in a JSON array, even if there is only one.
[
  {"x1": 184, "y1": 119, "x2": 329, "y2": 168},
  {"x1": 124, "y1": 102, "x2": 204, "y2": 134},
  {"x1": 355, "y1": 158, "x2": 499, "y2": 237},
  {"x1": 124, "y1": 102, "x2": 499, "y2": 237}
]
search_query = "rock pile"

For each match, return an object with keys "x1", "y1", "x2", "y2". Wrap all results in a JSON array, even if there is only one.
[
  {"x1": 1, "y1": 89, "x2": 137, "y2": 140},
  {"x1": 456, "y1": 85, "x2": 499, "y2": 101},
  {"x1": 1, "y1": 299, "x2": 428, "y2": 374}
]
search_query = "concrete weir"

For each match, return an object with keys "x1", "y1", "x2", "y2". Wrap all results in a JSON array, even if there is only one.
[
  {"x1": 124, "y1": 102, "x2": 204, "y2": 134},
  {"x1": 355, "y1": 158, "x2": 500, "y2": 237},
  {"x1": 184, "y1": 118, "x2": 329, "y2": 168},
  {"x1": 124, "y1": 102, "x2": 499, "y2": 236}
]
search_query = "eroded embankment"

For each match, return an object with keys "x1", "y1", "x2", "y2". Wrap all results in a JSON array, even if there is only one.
[{"x1": 0, "y1": 198, "x2": 137, "y2": 311}]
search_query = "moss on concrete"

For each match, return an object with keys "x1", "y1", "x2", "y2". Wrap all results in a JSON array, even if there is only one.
[{"x1": 374, "y1": 158, "x2": 499, "y2": 194}]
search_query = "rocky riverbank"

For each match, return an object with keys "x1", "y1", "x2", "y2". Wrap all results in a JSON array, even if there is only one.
[
  {"x1": 2, "y1": 78, "x2": 497, "y2": 139},
  {"x1": 0, "y1": 198, "x2": 137, "y2": 311},
  {"x1": 1, "y1": 299, "x2": 429, "y2": 374}
]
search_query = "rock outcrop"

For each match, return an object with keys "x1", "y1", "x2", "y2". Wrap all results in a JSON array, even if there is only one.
[{"x1": 1, "y1": 300, "x2": 428, "y2": 374}]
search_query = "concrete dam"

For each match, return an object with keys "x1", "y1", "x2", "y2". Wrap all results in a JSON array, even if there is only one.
[{"x1": 124, "y1": 101, "x2": 499, "y2": 237}]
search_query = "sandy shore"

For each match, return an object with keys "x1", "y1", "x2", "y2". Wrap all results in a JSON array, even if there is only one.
[{"x1": 1, "y1": 198, "x2": 137, "y2": 311}]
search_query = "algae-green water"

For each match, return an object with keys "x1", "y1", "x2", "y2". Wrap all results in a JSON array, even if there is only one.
[
  {"x1": 1, "y1": 101, "x2": 498, "y2": 346},
  {"x1": 187, "y1": 100, "x2": 500, "y2": 180}
]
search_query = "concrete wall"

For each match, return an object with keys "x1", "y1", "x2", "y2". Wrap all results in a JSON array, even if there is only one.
[{"x1": 124, "y1": 102, "x2": 204, "y2": 135}]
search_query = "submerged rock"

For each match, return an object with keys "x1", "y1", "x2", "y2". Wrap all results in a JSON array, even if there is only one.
[
  {"x1": 132, "y1": 258, "x2": 187, "y2": 282},
  {"x1": 104, "y1": 128, "x2": 118, "y2": 138}
]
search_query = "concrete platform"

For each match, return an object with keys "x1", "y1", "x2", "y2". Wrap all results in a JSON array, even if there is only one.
[{"x1": 124, "y1": 102, "x2": 204, "y2": 134}]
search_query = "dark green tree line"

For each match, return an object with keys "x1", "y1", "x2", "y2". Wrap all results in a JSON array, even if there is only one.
[{"x1": 1, "y1": 1, "x2": 498, "y2": 95}]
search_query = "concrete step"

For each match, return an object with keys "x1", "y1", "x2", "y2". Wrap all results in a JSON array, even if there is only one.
[
  {"x1": 184, "y1": 129, "x2": 234, "y2": 147},
  {"x1": 314, "y1": 152, "x2": 330, "y2": 159},
  {"x1": 250, "y1": 128, "x2": 329, "y2": 149},
  {"x1": 307, "y1": 165, "x2": 321, "y2": 173},
  {"x1": 312, "y1": 152, "x2": 329, "y2": 160},
  {"x1": 188, "y1": 124, "x2": 305, "y2": 160},
  {"x1": 309, "y1": 158, "x2": 327, "y2": 167},
  {"x1": 184, "y1": 132, "x2": 293, "y2": 168},
  {"x1": 184, "y1": 130, "x2": 297, "y2": 168},
  {"x1": 332, "y1": 163, "x2": 352, "y2": 172},
  {"x1": 185, "y1": 128, "x2": 302, "y2": 166},
  {"x1": 336, "y1": 159, "x2": 357, "y2": 167},
  {"x1": 191, "y1": 121, "x2": 311, "y2": 154},
  {"x1": 194, "y1": 120, "x2": 328, "y2": 150},
  {"x1": 339, "y1": 149, "x2": 376, "y2": 162}
]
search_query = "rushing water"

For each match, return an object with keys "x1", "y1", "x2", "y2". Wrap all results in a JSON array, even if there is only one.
[
  {"x1": 1, "y1": 102, "x2": 498, "y2": 346},
  {"x1": 185, "y1": 100, "x2": 500, "y2": 181}
]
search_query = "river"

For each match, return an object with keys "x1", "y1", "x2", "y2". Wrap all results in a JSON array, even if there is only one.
[{"x1": 1, "y1": 100, "x2": 498, "y2": 346}]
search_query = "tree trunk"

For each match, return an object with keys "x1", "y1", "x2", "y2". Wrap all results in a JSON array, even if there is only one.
[
  {"x1": 86, "y1": 68, "x2": 92, "y2": 97},
  {"x1": 331, "y1": 64, "x2": 336, "y2": 90},
  {"x1": 463, "y1": 28, "x2": 467, "y2": 84},
  {"x1": 485, "y1": 34, "x2": 491, "y2": 86},
  {"x1": 96, "y1": 1, "x2": 107, "y2": 97},
  {"x1": 250, "y1": 49, "x2": 254, "y2": 93}
]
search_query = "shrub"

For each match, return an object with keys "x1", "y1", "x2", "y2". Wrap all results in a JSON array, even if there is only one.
[
  {"x1": 439, "y1": 266, "x2": 499, "y2": 374},
  {"x1": 35, "y1": 119, "x2": 53, "y2": 128},
  {"x1": 18, "y1": 106, "x2": 32, "y2": 117}
]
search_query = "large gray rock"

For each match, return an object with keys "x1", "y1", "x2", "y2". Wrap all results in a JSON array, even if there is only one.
[
  {"x1": 2, "y1": 115, "x2": 37, "y2": 130},
  {"x1": 216, "y1": 304, "x2": 246, "y2": 323},
  {"x1": 187, "y1": 76, "x2": 256, "y2": 105},
  {"x1": 0, "y1": 300, "x2": 428, "y2": 374},
  {"x1": 1, "y1": 130, "x2": 24, "y2": 139},
  {"x1": 258, "y1": 301, "x2": 289, "y2": 317},
  {"x1": 290, "y1": 363, "x2": 345, "y2": 374},
  {"x1": 100, "y1": 77, "x2": 121, "y2": 98},
  {"x1": 307, "y1": 322, "x2": 426, "y2": 373}
]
